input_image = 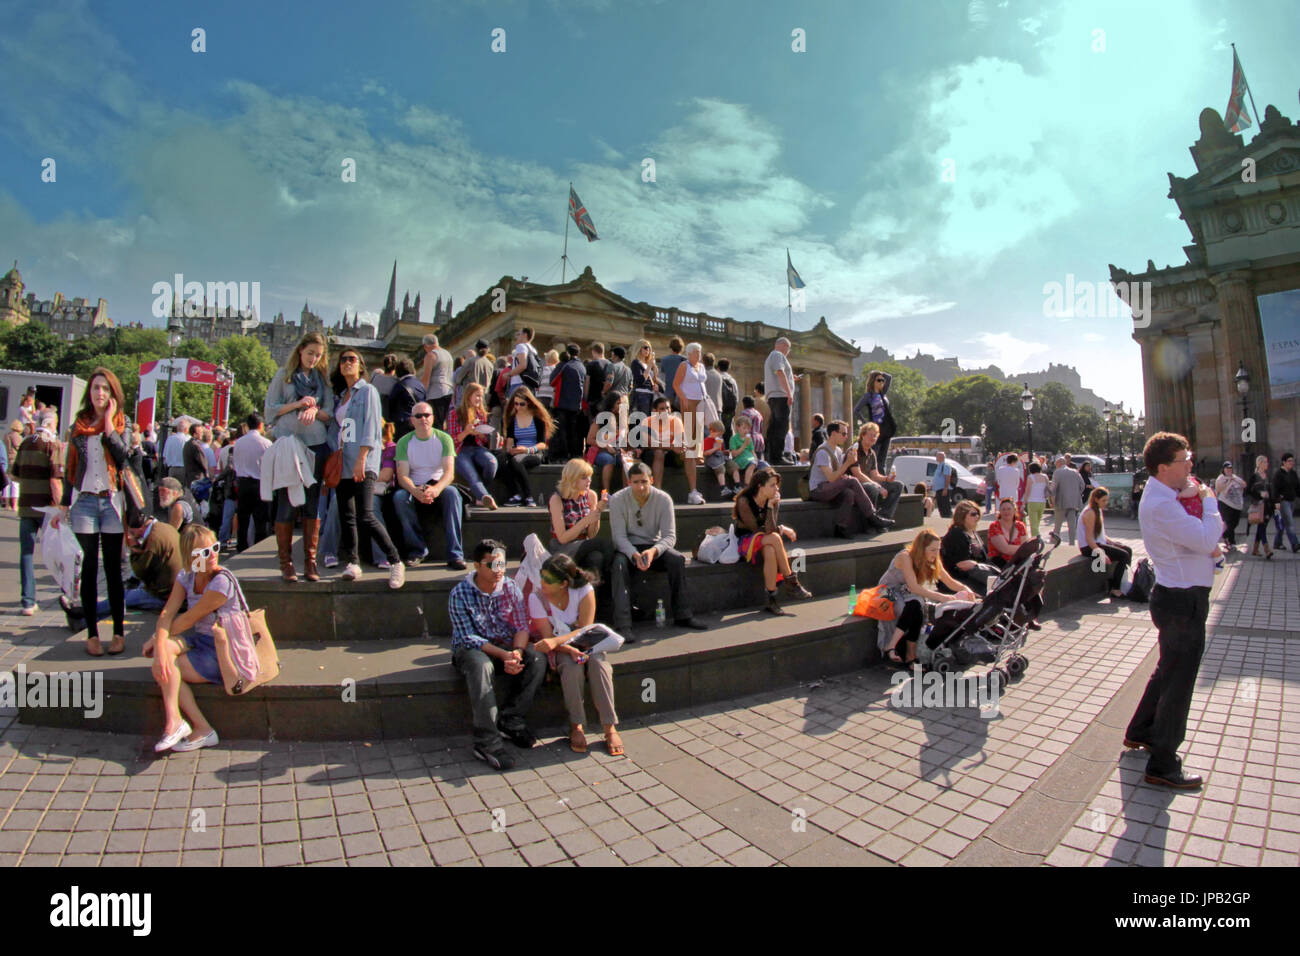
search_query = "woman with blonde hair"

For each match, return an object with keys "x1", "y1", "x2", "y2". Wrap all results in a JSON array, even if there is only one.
[
  {"x1": 537, "y1": 349, "x2": 560, "y2": 409},
  {"x1": 446, "y1": 382, "x2": 499, "y2": 509},
  {"x1": 263, "y1": 331, "x2": 334, "y2": 582},
  {"x1": 673, "y1": 342, "x2": 712, "y2": 505},
  {"x1": 496, "y1": 386, "x2": 555, "y2": 507},
  {"x1": 142, "y1": 524, "x2": 230, "y2": 753},
  {"x1": 548, "y1": 458, "x2": 612, "y2": 584},
  {"x1": 876, "y1": 527, "x2": 977, "y2": 666}
]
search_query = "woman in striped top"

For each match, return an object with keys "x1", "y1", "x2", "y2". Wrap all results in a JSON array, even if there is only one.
[{"x1": 496, "y1": 387, "x2": 555, "y2": 507}]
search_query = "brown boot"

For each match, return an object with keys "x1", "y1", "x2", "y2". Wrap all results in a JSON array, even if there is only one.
[
  {"x1": 781, "y1": 573, "x2": 813, "y2": 600},
  {"x1": 301, "y1": 518, "x2": 320, "y2": 582},
  {"x1": 275, "y1": 522, "x2": 298, "y2": 583}
]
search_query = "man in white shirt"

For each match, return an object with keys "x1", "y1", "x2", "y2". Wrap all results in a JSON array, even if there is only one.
[
  {"x1": 763, "y1": 338, "x2": 797, "y2": 465},
  {"x1": 995, "y1": 453, "x2": 1022, "y2": 511},
  {"x1": 508, "y1": 327, "x2": 539, "y2": 397},
  {"x1": 162, "y1": 423, "x2": 188, "y2": 483},
  {"x1": 232, "y1": 413, "x2": 272, "y2": 552},
  {"x1": 1125, "y1": 432, "x2": 1221, "y2": 790}
]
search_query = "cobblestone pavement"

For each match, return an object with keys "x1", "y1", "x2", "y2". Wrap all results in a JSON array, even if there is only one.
[{"x1": 2, "y1": 511, "x2": 1297, "y2": 866}]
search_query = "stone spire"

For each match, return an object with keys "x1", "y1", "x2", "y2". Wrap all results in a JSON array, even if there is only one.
[{"x1": 384, "y1": 261, "x2": 397, "y2": 317}]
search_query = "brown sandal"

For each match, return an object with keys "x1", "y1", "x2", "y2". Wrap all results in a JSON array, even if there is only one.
[
  {"x1": 605, "y1": 730, "x2": 624, "y2": 757},
  {"x1": 569, "y1": 726, "x2": 588, "y2": 753},
  {"x1": 107, "y1": 634, "x2": 126, "y2": 655},
  {"x1": 85, "y1": 636, "x2": 104, "y2": 657}
]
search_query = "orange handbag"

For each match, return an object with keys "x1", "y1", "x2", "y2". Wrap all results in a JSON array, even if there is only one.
[{"x1": 853, "y1": 585, "x2": 896, "y2": 621}]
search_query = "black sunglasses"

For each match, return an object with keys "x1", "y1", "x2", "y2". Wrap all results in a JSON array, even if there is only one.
[
  {"x1": 340, "y1": 356, "x2": 359, "y2": 364},
  {"x1": 411, "y1": 412, "x2": 433, "y2": 419}
]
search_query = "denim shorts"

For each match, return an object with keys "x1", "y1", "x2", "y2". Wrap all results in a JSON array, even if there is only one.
[
  {"x1": 185, "y1": 630, "x2": 223, "y2": 684},
  {"x1": 68, "y1": 493, "x2": 124, "y2": 535}
]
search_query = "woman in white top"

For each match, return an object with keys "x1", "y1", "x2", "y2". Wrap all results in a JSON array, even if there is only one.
[
  {"x1": 1079, "y1": 486, "x2": 1131, "y2": 598},
  {"x1": 527, "y1": 554, "x2": 622, "y2": 756},
  {"x1": 1214, "y1": 461, "x2": 1247, "y2": 550},
  {"x1": 672, "y1": 342, "x2": 711, "y2": 505},
  {"x1": 537, "y1": 349, "x2": 559, "y2": 408},
  {"x1": 1025, "y1": 461, "x2": 1050, "y2": 537}
]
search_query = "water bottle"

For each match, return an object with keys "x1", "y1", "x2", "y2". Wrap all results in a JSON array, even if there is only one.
[
  {"x1": 655, "y1": 599, "x2": 666, "y2": 628},
  {"x1": 848, "y1": 584, "x2": 857, "y2": 614}
]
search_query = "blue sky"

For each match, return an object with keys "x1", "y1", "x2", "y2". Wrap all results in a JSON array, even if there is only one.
[{"x1": 1, "y1": 0, "x2": 1295, "y2": 413}]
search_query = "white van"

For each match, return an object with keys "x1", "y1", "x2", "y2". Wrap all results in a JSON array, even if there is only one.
[{"x1": 888, "y1": 455, "x2": 986, "y2": 504}]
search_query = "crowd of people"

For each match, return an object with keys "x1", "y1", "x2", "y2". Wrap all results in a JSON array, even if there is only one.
[{"x1": 6, "y1": 339, "x2": 1294, "y2": 781}]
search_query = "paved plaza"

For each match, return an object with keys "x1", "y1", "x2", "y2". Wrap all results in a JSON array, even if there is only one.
[{"x1": 1, "y1": 511, "x2": 1297, "y2": 867}]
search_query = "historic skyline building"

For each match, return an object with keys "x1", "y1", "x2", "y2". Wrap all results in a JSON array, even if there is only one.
[
  {"x1": 0, "y1": 262, "x2": 117, "y2": 338},
  {"x1": 1113, "y1": 98, "x2": 1300, "y2": 472},
  {"x1": 435, "y1": 265, "x2": 859, "y2": 447}
]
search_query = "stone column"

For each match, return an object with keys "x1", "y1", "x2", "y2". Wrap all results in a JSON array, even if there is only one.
[
  {"x1": 843, "y1": 376, "x2": 854, "y2": 426},
  {"x1": 799, "y1": 371, "x2": 812, "y2": 450},
  {"x1": 1211, "y1": 270, "x2": 1269, "y2": 457},
  {"x1": 822, "y1": 374, "x2": 835, "y2": 427}
]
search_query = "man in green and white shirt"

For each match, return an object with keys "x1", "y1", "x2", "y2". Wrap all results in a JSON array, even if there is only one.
[{"x1": 393, "y1": 402, "x2": 464, "y2": 569}]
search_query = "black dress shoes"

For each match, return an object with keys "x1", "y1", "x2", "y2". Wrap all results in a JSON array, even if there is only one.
[
  {"x1": 867, "y1": 516, "x2": 896, "y2": 531},
  {"x1": 1122, "y1": 737, "x2": 1152, "y2": 751},
  {"x1": 1144, "y1": 768, "x2": 1204, "y2": 790}
]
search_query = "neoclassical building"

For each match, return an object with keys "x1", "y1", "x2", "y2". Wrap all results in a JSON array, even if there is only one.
[
  {"x1": 435, "y1": 266, "x2": 860, "y2": 446},
  {"x1": 1112, "y1": 100, "x2": 1300, "y2": 470}
]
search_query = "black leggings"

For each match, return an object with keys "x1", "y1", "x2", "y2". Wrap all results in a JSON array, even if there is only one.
[
  {"x1": 496, "y1": 452, "x2": 544, "y2": 499},
  {"x1": 75, "y1": 532, "x2": 124, "y2": 640},
  {"x1": 1080, "y1": 541, "x2": 1132, "y2": 592},
  {"x1": 893, "y1": 600, "x2": 926, "y2": 646},
  {"x1": 1219, "y1": 503, "x2": 1240, "y2": 546},
  {"x1": 337, "y1": 476, "x2": 400, "y2": 566}
]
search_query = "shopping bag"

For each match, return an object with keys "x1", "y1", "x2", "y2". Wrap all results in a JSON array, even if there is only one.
[
  {"x1": 37, "y1": 506, "x2": 82, "y2": 606},
  {"x1": 853, "y1": 584, "x2": 896, "y2": 621},
  {"x1": 696, "y1": 525, "x2": 738, "y2": 564}
]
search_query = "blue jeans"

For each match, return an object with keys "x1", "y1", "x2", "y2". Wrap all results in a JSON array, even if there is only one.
[
  {"x1": 1274, "y1": 500, "x2": 1299, "y2": 551},
  {"x1": 394, "y1": 487, "x2": 463, "y2": 561},
  {"x1": 88, "y1": 587, "x2": 168, "y2": 617},
  {"x1": 454, "y1": 444, "x2": 498, "y2": 502},
  {"x1": 219, "y1": 497, "x2": 237, "y2": 543},
  {"x1": 19, "y1": 516, "x2": 39, "y2": 609}
]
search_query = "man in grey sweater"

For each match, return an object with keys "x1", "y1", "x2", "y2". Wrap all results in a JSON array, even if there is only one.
[
  {"x1": 1050, "y1": 456, "x2": 1085, "y2": 544},
  {"x1": 609, "y1": 462, "x2": 707, "y2": 639}
]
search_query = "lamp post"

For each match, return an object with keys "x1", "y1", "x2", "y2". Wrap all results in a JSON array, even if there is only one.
[
  {"x1": 160, "y1": 314, "x2": 184, "y2": 451},
  {"x1": 1136, "y1": 413, "x2": 1145, "y2": 465},
  {"x1": 1117, "y1": 406, "x2": 1129, "y2": 469},
  {"x1": 1021, "y1": 384, "x2": 1034, "y2": 463},
  {"x1": 1235, "y1": 362, "x2": 1251, "y2": 475},
  {"x1": 1103, "y1": 402, "x2": 1113, "y2": 472},
  {"x1": 213, "y1": 362, "x2": 232, "y2": 430}
]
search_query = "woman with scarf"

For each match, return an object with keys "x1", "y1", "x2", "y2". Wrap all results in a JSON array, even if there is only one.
[
  {"x1": 264, "y1": 332, "x2": 334, "y2": 582},
  {"x1": 53, "y1": 368, "x2": 130, "y2": 656},
  {"x1": 853, "y1": 370, "x2": 898, "y2": 465}
]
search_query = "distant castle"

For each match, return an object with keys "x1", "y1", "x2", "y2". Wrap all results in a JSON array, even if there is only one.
[
  {"x1": 0, "y1": 260, "x2": 453, "y2": 366},
  {"x1": 855, "y1": 345, "x2": 1114, "y2": 413}
]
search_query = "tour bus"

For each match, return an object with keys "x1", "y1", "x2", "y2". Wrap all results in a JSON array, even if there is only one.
[{"x1": 886, "y1": 434, "x2": 986, "y2": 468}]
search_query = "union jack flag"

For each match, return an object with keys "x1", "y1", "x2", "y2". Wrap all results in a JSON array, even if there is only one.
[
  {"x1": 1224, "y1": 48, "x2": 1252, "y2": 133},
  {"x1": 569, "y1": 185, "x2": 599, "y2": 242}
]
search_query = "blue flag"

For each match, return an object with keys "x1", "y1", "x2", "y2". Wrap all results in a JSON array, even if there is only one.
[{"x1": 786, "y1": 249, "x2": 806, "y2": 289}]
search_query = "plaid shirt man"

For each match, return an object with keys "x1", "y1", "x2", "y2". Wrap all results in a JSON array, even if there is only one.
[{"x1": 448, "y1": 574, "x2": 528, "y2": 651}]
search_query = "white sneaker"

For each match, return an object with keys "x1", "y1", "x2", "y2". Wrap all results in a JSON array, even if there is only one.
[
  {"x1": 323, "y1": 555, "x2": 339, "y2": 568},
  {"x1": 341, "y1": 563, "x2": 362, "y2": 581},
  {"x1": 686, "y1": 490, "x2": 705, "y2": 505},
  {"x1": 155, "y1": 720, "x2": 193, "y2": 753},
  {"x1": 388, "y1": 562, "x2": 406, "y2": 589},
  {"x1": 172, "y1": 729, "x2": 219, "y2": 752}
]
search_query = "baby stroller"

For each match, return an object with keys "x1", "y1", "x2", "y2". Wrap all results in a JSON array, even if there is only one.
[{"x1": 915, "y1": 533, "x2": 1060, "y2": 695}]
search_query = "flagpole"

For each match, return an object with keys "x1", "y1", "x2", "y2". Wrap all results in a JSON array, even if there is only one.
[
  {"x1": 1233, "y1": 43, "x2": 1262, "y2": 131},
  {"x1": 562, "y1": 184, "x2": 571, "y2": 284},
  {"x1": 787, "y1": 278, "x2": 792, "y2": 330}
]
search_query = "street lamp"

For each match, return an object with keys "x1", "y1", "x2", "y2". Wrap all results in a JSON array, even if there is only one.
[
  {"x1": 1235, "y1": 362, "x2": 1251, "y2": 474},
  {"x1": 1117, "y1": 406, "x2": 1129, "y2": 469},
  {"x1": 1136, "y1": 413, "x2": 1145, "y2": 464},
  {"x1": 160, "y1": 313, "x2": 184, "y2": 451},
  {"x1": 213, "y1": 362, "x2": 232, "y2": 429},
  {"x1": 1020, "y1": 384, "x2": 1034, "y2": 463},
  {"x1": 1103, "y1": 402, "x2": 1113, "y2": 472}
]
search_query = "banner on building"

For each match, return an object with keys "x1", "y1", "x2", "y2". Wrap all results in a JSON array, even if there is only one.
[{"x1": 1257, "y1": 289, "x2": 1300, "y2": 400}]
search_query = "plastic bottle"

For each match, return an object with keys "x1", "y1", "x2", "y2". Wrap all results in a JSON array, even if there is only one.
[
  {"x1": 848, "y1": 584, "x2": 857, "y2": 614},
  {"x1": 655, "y1": 599, "x2": 666, "y2": 627}
]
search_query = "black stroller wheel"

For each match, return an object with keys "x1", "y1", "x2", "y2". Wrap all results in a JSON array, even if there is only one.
[
  {"x1": 986, "y1": 669, "x2": 1008, "y2": 696},
  {"x1": 1007, "y1": 655, "x2": 1028, "y2": 678}
]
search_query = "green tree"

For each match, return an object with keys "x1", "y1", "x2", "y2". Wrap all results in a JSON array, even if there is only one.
[
  {"x1": 854, "y1": 360, "x2": 928, "y2": 435},
  {"x1": 213, "y1": 334, "x2": 278, "y2": 422},
  {"x1": 0, "y1": 322, "x2": 66, "y2": 371}
]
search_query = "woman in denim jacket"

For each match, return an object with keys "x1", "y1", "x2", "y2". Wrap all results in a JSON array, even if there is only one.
[
  {"x1": 263, "y1": 332, "x2": 334, "y2": 582},
  {"x1": 331, "y1": 348, "x2": 405, "y2": 589}
]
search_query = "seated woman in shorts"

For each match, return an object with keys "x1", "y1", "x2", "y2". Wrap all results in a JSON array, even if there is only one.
[
  {"x1": 732, "y1": 468, "x2": 812, "y2": 614},
  {"x1": 142, "y1": 525, "x2": 236, "y2": 753}
]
